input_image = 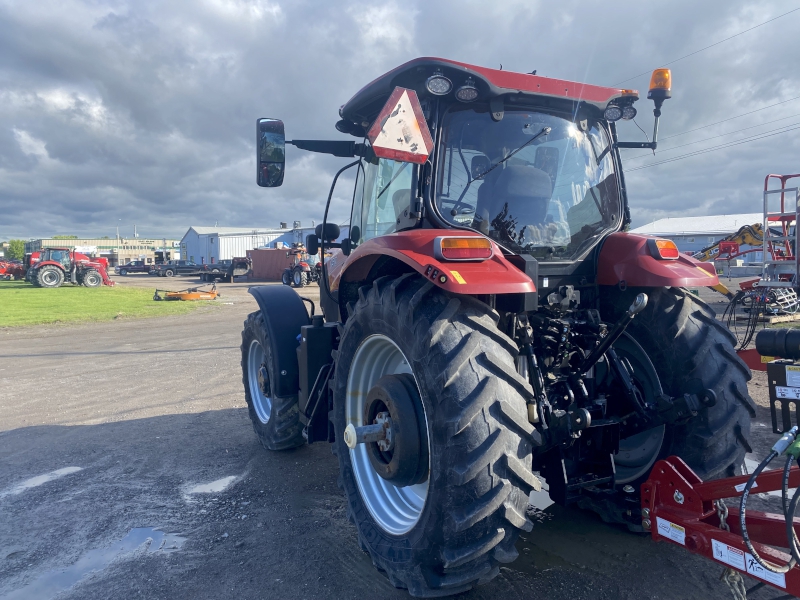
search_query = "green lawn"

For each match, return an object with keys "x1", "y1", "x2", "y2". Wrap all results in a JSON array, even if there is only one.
[{"x1": 0, "y1": 280, "x2": 209, "y2": 327}]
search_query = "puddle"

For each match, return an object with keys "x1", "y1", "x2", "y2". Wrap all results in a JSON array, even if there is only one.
[
  {"x1": 186, "y1": 476, "x2": 237, "y2": 495},
  {"x1": 0, "y1": 467, "x2": 82, "y2": 499},
  {"x1": 529, "y1": 489, "x2": 554, "y2": 511},
  {"x1": 2, "y1": 528, "x2": 185, "y2": 600}
]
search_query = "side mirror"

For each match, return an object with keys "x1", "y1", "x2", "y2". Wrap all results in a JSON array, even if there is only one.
[
  {"x1": 257, "y1": 118, "x2": 285, "y2": 187},
  {"x1": 306, "y1": 234, "x2": 319, "y2": 256},
  {"x1": 315, "y1": 223, "x2": 340, "y2": 242}
]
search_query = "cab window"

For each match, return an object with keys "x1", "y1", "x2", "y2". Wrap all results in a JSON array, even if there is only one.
[{"x1": 352, "y1": 156, "x2": 415, "y2": 243}]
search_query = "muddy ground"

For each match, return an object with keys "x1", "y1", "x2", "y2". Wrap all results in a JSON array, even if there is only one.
[{"x1": 0, "y1": 275, "x2": 791, "y2": 600}]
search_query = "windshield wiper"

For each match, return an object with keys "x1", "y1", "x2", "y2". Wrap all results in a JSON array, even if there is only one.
[{"x1": 473, "y1": 126, "x2": 551, "y2": 180}]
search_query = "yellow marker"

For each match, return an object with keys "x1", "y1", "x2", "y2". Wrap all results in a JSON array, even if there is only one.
[{"x1": 450, "y1": 270, "x2": 466, "y2": 284}]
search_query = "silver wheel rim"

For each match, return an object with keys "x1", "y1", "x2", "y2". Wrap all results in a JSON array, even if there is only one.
[
  {"x1": 346, "y1": 334, "x2": 428, "y2": 535},
  {"x1": 42, "y1": 270, "x2": 59, "y2": 285},
  {"x1": 86, "y1": 274, "x2": 100, "y2": 286},
  {"x1": 293, "y1": 271, "x2": 302, "y2": 285},
  {"x1": 248, "y1": 339, "x2": 272, "y2": 423}
]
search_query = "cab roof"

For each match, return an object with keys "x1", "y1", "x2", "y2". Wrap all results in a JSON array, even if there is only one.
[{"x1": 339, "y1": 57, "x2": 638, "y2": 134}]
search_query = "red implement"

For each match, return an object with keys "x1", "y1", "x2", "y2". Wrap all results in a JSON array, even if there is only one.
[{"x1": 643, "y1": 456, "x2": 800, "y2": 595}]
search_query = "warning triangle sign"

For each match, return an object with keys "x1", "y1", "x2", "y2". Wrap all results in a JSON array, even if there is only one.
[{"x1": 367, "y1": 87, "x2": 434, "y2": 164}]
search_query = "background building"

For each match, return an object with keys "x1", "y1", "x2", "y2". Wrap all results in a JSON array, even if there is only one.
[
  {"x1": 630, "y1": 213, "x2": 763, "y2": 263},
  {"x1": 24, "y1": 238, "x2": 181, "y2": 266},
  {"x1": 181, "y1": 224, "x2": 350, "y2": 264}
]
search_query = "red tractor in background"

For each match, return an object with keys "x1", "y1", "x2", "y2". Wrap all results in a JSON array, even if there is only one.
[
  {"x1": 280, "y1": 243, "x2": 321, "y2": 288},
  {"x1": 244, "y1": 58, "x2": 754, "y2": 596},
  {"x1": 25, "y1": 247, "x2": 114, "y2": 288}
]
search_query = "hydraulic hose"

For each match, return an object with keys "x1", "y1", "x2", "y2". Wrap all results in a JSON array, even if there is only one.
[
  {"x1": 786, "y1": 455, "x2": 800, "y2": 564},
  {"x1": 739, "y1": 450, "x2": 794, "y2": 573},
  {"x1": 740, "y1": 427, "x2": 799, "y2": 573}
]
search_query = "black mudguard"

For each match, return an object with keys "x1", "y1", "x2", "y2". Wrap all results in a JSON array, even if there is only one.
[{"x1": 248, "y1": 285, "x2": 310, "y2": 397}]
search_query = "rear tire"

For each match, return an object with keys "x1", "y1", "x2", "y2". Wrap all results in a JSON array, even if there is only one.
[
  {"x1": 241, "y1": 311, "x2": 304, "y2": 450},
  {"x1": 82, "y1": 270, "x2": 102, "y2": 287},
  {"x1": 586, "y1": 287, "x2": 755, "y2": 528},
  {"x1": 292, "y1": 268, "x2": 307, "y2": 288},
  {"x1": 333, "y1": 275, "x2": 539, "y2": 597},
  {"x1": 165, "y1": 269, "x2": 175, "y2": 277},
  {"x1": 37, "y1": 266, "x2": 64, "y2": 288}
]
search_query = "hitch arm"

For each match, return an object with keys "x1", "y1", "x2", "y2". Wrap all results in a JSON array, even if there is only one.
[{"x1": 581, "y1": 293, "x2": 648, "y2": 373}]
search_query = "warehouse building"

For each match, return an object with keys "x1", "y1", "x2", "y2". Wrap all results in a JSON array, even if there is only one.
[
  {"x1": 181, "y1": 224, "x2": 350, "y2": 265},
  {"x1": 630, "y1": 213, "x2": 763, "y2": 263}
]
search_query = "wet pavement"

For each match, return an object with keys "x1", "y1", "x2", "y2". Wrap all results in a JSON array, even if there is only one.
[{"x1": 0, "y1": 274, "x2": 789, "y2": 599}]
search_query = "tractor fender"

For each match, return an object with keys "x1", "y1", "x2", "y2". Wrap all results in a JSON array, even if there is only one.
[
  {"x1": 597, "y1": 232, "x2": 719, "y2": 288},
  {"x1": 330, "y1": 229, "x2": 535, "y2": 295},
  {"x1": 248, "y1": 285, "x2": 311, "y2": 397}
]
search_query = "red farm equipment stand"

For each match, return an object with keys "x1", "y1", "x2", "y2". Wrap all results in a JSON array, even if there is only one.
[
  {"x1": 237, "y1": 57, "x2": 799, "y2": 597},
  {"x1": 24, "y1": 247, "x2": 114, "y2": 288}
]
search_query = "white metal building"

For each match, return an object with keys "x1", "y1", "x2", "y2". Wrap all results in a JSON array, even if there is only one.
[
  {"x1": 630, "y1": 213, "x2": 763, "y2": 263},
  {"x1": 181, "y1": 225, "x2": 350, "y2": 264}
]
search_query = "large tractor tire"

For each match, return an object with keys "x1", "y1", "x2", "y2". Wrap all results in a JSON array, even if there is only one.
[
  {"x1": 332, "y1": 274, "x2": 539, "y2": 597},
  {"x1": 241, "y1": 311, "x2": 305, "y2": 450},
  {"x1": 82, "y1": 269, "x2": 102, "y2": 287},
  {"x1": 292, "y1": 267, "x2": 307, "y2": 288},
  {"x1": 37, "y1": 266, "x2": 64, "y2": 288},
  {"x1": 281, "y1": 269, "x2": 291, "y2": 286},
  {"x1": 587, "y1": 286, "x2": 755, "y2": 526}
]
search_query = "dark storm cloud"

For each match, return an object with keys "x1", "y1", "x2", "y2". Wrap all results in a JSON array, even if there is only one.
[{"x1": 0, "y1": 0, "x2": 798, "y2": 239}]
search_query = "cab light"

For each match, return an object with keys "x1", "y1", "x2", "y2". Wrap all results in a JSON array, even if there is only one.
[
  {"x1": 434, "y1": 237, "x2": 493, "y2": 261},
  {"x1": 603, "y1": 105, "x2": 623, "y2": 121},
  {"x1": 426, "y1": 70, "x2": 452, "y2": 96},
  {"x1": 647, "y1": 238, "x2": 680, "y2": 260}
]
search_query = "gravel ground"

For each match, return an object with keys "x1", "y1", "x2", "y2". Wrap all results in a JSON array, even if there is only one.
[{"x1": 0, "y1": 274, "x2": 792, "y2": 600}]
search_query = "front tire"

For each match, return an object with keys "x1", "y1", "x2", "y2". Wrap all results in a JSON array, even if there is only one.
[
  {"x1": 333, "y1": 275, "x2": 539, "y2": 597},
  {"x1": 241, "y1": 311, "x2": 305, "y2": 450},
  {"x1": 281, "y1": 270, "x2": 291, "y2": 286},
  {"x1": 82, "y1": 270, "x2": 102, "y2": 287},
  {"x1": 120, "y1": 269, "x2": 128, "y2": 276}
]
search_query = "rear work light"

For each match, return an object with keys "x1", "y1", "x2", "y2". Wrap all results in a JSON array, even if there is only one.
[
  {"x1": 647, "y1": 238, "x2": 680, "y2": 260},
  {"x1": 434, "y1": 237, "x2": 493, "y2": 261}
]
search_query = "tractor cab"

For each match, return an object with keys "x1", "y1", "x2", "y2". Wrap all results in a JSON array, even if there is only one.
[{"x1": 40, "y1": 248, "x2": 72, "y2": 269}]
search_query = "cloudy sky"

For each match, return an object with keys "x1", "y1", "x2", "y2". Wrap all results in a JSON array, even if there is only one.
[{"x1": 1, "y1": 0, "x2": 799, "y2": 240}]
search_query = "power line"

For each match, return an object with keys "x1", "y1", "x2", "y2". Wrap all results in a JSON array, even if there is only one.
[
  {"x1": 614, "y1": 7, "x2": 800, "y2": 85},
  {"x1": 626, "y1": 125, "x2": 800, "y2": 171},
  {"x1": 659, "y1": 95, "x2": 800, "y2": 141},
  {"x1": 625, "y1": 113, "x2": 800, "y2": 161}
]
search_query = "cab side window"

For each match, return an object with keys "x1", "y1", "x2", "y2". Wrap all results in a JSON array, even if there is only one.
[{"x1": 353, "y1": 156, "x2": 414, "y2": 243}]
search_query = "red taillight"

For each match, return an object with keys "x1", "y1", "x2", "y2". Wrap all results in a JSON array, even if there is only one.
[
  {"x1": 435, "y1": 237, "x2": 493, "y2": 261},
  {"x1": 647, "y1": 238, "x2": 680, "y2": 260}
]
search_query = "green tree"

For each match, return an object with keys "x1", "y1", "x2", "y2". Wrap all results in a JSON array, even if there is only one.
[
  {"x1": 7, "y1": 239, "x2": 25, "y2": 260},
  {"x1": 52, "y1": 235, "x2": 78, "y2": 239}
]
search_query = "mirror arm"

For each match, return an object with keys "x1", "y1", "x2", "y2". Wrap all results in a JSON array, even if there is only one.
[{"x1": 288, "y1": 140, "x2": 366, "y2": 158}]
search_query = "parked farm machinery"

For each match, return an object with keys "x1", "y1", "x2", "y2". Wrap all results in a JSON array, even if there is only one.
[
  {"x1": 25, "y1": 247, "x2": 114, "y2": 288},
  {"x1": 242, "y1": 58, "x2": 755, "y2": 597}
]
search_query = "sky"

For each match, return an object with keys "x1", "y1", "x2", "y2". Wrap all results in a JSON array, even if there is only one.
[{"x1": 1, "y1": 0, "x2": 799, "y2": 241}]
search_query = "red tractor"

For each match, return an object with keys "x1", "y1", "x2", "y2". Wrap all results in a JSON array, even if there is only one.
[
  {"x1": 26, "y1": 247, "x2": 114, "y2": 288},
  {"x1": 281, "y1": 243, "x2": 321, "y2": 288},
  {"x1": 243, "y1": 59, "x2": 753, "y2": 596}
]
